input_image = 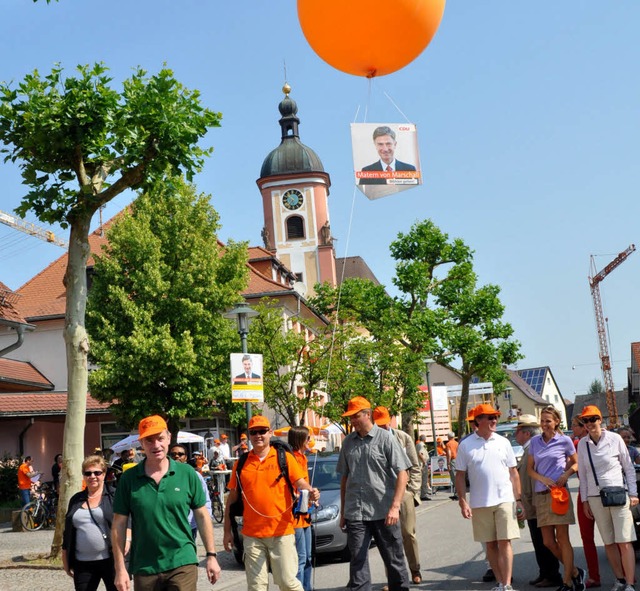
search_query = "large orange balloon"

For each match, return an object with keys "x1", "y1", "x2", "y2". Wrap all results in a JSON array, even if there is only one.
[{"x1": 297, "y1": 0, "x2": 445, "y2": 78}]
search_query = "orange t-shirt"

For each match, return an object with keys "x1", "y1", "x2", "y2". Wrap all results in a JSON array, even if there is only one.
[
  {"x1": 436, "y1": 443, "x2": 446, "y2": 456},
  {"x1": 292, "y1": 450, "x2": 310, "y2": 529},
  {"x1": 445, "y1": 439, "x2": 458, "y2": 460},
  {"x1": 17, "y1": 463, "x2": 32, "y2": 490},
  {"x1": 229, "y1": 446, "x2": 304, "y2": 538}
]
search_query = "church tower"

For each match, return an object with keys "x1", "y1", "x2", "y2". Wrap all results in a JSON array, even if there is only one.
[{"x1": 257, "y1": 84, "x2": 336, "y2": 296}]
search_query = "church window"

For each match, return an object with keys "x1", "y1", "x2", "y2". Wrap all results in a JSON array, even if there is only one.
[{"x1": 286, "y1": 215, "x2": 305, "y2": 240}]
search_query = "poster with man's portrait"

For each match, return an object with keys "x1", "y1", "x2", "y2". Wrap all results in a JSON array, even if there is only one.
[
  {"x1": 230, "y1": 353, "x2": 264, "y2": 403},
  {"x1": 351, "y1": 123, "x2": 422, "y2": 200},
  {"x1": 430, "y1": 456, "x2": 451, "y2": 486}
]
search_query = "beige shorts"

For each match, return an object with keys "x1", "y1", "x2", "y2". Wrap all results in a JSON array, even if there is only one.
[
  {"x1": 587, "y1": 495, "x2": 636, "y2": 544},
  {"x1": 471, "y1": 502, "x2": 521, "y2": 543},
  {"x1": 533, "y1": 489, "x2": 575, "y2": 527}
]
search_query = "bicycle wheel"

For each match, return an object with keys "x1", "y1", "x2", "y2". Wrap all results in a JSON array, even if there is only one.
[
  {"x1": 20, "y1": 501, "x2": 46, "y2": 531},
  {"x1": 212, "y1": 497, "x2": 223, "y2": 523}
]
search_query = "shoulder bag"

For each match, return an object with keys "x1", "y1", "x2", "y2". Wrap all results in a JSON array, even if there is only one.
[{"x1": 586, "y1": 439, "x2": 627, "y2": 507}]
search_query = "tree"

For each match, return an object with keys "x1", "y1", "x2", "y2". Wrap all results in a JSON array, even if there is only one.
[
  {"x1": 588, "y1": 378, "x2": 604, "y2": 395},
  {"x1": 0, "y1": 63, "x2": 220, "y2": 557},
  {"x1": 313, "y1": 219, "x2": 521, "y2": 437},
  {"x1": 87, "y1": 176, "x2": 249, "y2": 436}
]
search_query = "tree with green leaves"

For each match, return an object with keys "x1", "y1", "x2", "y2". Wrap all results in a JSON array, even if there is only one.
[
  {"x1": 588, "y1": 378, "x2": 604, "y2": 395},
  {"x1": 0, "y1": 63, "x2": 220, "y2": 556},
  {"x1": 87, "y1": 176, "x2": 249, "y2": 435},
  {"x1": 313, "y1": 219, "x2": 521, "y2": 437}
]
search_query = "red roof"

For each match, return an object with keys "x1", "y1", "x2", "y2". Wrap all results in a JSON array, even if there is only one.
[
  {"x1": 0, "y1": 392, "x2": 109, "y2": 416},
  {"x1": 0, "y1": 358, "x2": 53, "y2": 391},
  {"x1": 17, "y1": 228, "x2": 108, "y2": 319},
  {"x1": 0, "y1": 281, "x2": 29, "y2": 325}
]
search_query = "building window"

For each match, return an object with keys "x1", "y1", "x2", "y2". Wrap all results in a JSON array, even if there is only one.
[
  {"x1": 295, "y1": 272, "x2": 304, "y2": 283},
  {"x1": 286, "y1": 216, "x2": 305, "y2": 240}
]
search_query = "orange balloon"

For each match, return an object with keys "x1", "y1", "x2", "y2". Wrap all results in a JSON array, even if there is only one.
[{"x1": 297, "y1": 0, "x2": 445, "y2": 78}]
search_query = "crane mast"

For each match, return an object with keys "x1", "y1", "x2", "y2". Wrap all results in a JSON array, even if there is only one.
[
  {"x1": 0, "y1": 209, "x2": 68, "y2": 248},
  {"x1": 588, "y1": 244, "x2": 635, "y2": 428}
]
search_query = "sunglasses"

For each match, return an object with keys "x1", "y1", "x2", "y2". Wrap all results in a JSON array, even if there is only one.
[
  {"x1": 83, "y1": 470, "x2": 104, "y2": 477},
  {"x1": 582, "y1": 416, "x2": 600, "y2": 424},
  {"x1": 477, "y1": 415, "x2": 499, "y2": 421},
  {"x1": 170, "y1": 452, "x2": 186, "y2": 457},
  {"x1": 249, "y1": 428, "x2": 269, "y2": 436}
]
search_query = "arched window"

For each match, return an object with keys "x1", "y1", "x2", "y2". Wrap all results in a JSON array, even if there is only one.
[{"x1": 286, "y1": 215, "x2": 305, "y2": 240}]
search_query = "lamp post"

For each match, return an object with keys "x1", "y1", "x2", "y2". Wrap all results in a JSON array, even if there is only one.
[
  {"x1": 424, "y1": 358, "x2": 437, "y2": 448},
  {"x1": 223, "y1": 302, "x2": 259, "y2": 427}
]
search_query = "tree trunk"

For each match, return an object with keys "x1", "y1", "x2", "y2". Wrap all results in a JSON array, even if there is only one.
[
  {"x1": 457, "y1": 367, "x2": 471, "y2": 439},
  {"x1": 50, "y1": 214, "x2": 92, "y2": 559}
]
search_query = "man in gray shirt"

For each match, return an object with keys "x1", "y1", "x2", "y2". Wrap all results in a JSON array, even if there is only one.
[{"x1": 338, "y1": 397, "x2": 411, "y2": 591}]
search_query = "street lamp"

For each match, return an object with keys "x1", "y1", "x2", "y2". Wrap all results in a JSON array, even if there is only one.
[
  {"x1": 424, "y1": 358, "x2": 437, "y2": 448},
  {"x1": 223, "y1": 302, "x2": 259, "y2": 426}
]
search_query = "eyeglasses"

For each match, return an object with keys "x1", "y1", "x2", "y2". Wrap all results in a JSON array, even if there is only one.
[
  {"x1": 249, "y1": 428, "x2": 269, "y2": 436},
  {"x1": 477, "y1": 415, "x2": 499, "y2": 421},
  {"x1": 170, "y1": 452, "x2": 186, "y2": 457},
  {"x1": 83, "y1": 470, "x2": 104, "y2": 477},
  {"x1": 582, "y1": 416, "x2": 600, "y2": 424}
]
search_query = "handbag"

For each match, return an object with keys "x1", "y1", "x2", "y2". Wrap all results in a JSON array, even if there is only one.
[
  {"x1": 550, "y1": 485, "x2": 570, "y2": 515},
  {"x1": 586, "y1": 439, "x2": 627, "y2": 507}
]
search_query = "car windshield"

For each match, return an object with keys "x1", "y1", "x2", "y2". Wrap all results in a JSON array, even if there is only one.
[{"x1": 307, "y1": 456, "x2": 341, "y2": 491}]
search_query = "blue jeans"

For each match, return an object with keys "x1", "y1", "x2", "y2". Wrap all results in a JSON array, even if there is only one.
[
  {"x1": 19, "y1": 488, "x2": 30, "y2": 507},
  {"x1": 294, "y1": 526, "x2": 312, "y2": 591}
]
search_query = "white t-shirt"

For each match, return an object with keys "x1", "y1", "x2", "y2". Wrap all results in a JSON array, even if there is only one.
[
  {"x1": 457, "y1": 431, "x2": 517, "y2": 509},
  {"x1": 218, "y1": 442, "x2": 231, "y2": 460}
]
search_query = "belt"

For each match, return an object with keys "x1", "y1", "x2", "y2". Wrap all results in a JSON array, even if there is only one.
[{"x1": 536, "y1": 490, "x2": 550, "y2": 495}]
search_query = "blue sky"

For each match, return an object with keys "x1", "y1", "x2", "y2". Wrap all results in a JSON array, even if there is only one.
[{"x1": 0, "y1": 2, "x2": 638, "y2": 401}]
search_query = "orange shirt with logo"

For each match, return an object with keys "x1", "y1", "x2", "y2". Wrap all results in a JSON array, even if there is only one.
[
  {"x1": 229, "y1": 446, "x2": 304, "y2": 538},
  {"x1": 17, "y1": 463, "x2": 32, "y2": 490}
]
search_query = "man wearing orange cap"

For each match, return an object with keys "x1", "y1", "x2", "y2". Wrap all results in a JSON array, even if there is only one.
[
  {"x1": 455, "y1": 403, "x2": 522, "y2": 591},
  {"x1": 232, "y1": 433, "x2": 248, "y2": 457},
  {"x1": 218, "y1": 434, "x2": 231, "y2": 461},
  {"x1": 374, "y1": 406, "x2": 423, "y2": 585},
  {"x1": 223, "y1": 415, "x2": 320, "y2": 591},
  {"x1": 112, "y1": 415, "x2": 221, "y2": 591},
  {"x1": 338, "y1": 397, "x2": 412, "y2": 591}
]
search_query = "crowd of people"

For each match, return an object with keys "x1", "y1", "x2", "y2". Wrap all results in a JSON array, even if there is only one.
[{"x1": 14, "y1": 399, "x2": 640, "y2": 591}]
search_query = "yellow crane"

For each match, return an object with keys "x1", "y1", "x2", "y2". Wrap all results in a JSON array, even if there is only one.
[{"x1": 0, "y1": 209, "x2": 68, "y2": 249}]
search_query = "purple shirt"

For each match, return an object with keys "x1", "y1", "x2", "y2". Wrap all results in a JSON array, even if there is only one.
[{"x1": 529, "y1": 432, "x2": 575, "y2": 493}]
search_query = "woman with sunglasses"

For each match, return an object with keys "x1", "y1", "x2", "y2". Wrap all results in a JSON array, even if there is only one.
[
  {"x1": 62, "y1": 454, "x2": 122, "y2": 591},
  {"x1": 576, "y1": 406, "x2": 638, "y2": 591},
  {"x1": 527, "y1": 405, "x2": 584, "y2": 591}
]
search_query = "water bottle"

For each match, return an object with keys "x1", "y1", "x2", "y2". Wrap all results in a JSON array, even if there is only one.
[{"x1": 516, "y1": 505, "x2": 525, "y2": 529}]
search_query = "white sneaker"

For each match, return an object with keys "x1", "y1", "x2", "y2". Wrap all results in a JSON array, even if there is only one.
[
  {"x1": 610, "y1": 583, "x2": 626, "y2": 591},
  {"x1": 503, "y1": 585, "x2": 516, "y2": 591},
  {"x1": 623, "y1": 585, "x2": 635, "y2": 591},
  {"x1": 490, "y1": 585, "x2": 503, "y2": 591}
]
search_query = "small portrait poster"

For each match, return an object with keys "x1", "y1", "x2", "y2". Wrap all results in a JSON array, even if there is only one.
[
  {"x1": 230, "y1": 353, "x2": 264, "y2": 403},
  {"x1": 351, "y1": 122, "x2": 422, "y2": 200},
  {"x1": 430, "y1": 456, "x2": 451, "y2": 486}
]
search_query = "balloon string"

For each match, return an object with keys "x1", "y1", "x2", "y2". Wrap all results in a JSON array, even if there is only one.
[{"x1": 382, "y1": 89, "x2": 412, "y2": 124}]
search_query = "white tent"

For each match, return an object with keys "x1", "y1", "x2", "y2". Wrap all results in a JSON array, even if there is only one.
[{"x1": 110, "y1": 431, "x2": 204, "y2": 454}]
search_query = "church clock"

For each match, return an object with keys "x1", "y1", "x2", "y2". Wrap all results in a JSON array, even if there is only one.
[{"x1": 282, "y1": 189, "x2": 304, "y2": 210}]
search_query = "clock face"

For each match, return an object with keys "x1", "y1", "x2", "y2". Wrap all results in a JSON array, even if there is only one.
[{"x1": 282, "y1": 189, "x2": 304, "y2": 210}]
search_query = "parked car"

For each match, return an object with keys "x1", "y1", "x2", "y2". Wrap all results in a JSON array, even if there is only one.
[
  {"x1": 230, "y1": 451, "x2": 349, "y2": 566},
  {"x1": 496, "y1": 421, "x2": 524, "y2": 461}
]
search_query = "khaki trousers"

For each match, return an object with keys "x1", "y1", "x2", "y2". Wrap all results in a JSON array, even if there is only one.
[
  {"x1": 400, "y1": 490, "x2": 420, "y2": 575},
  {"x1": 244, "y1": 533, "x2": 303, "y2": 591}
]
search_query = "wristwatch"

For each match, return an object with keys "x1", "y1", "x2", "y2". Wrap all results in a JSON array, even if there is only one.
[{"x1": 206, "y1": 552, "x2": 217, "y2": 558}]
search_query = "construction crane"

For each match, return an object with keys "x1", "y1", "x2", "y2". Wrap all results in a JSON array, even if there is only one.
[
  {"x1": 0, "y1": 209, "x2": 68, "y2": 248},
  {"x1": 588, "y1": 244, "x2": 635, "y2": 428}
]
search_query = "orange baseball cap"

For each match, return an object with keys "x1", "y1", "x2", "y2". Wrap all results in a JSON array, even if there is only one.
[
  {"x1": 342, "y1": 396, "x2": 371, "y2": 417},
  {"x1": 473, "y1": 403, "x2": 501, "y2": 418},
  {"x1": 579, "y1": 405, "x2": 602, "y2": 419},
  {"x1": 373, "y1": 406, "x2": 391, "y2": 426},
  {"x1": 466, "y1": 408, "x2": 476, "y2": 421},
  {"x1": 240, "y1": 433, "x2": 247, "y2": 440},
  {"x1": 248, "y1": 415, "x2": 271, "y2": 429},
  {"x1": 214, "y1": 439, "x2": 220, "y2": 445},
  {"x1": 221, "y1": 434, "x2": 228, "y2": 439},
  {"x1": 138, "y1": 415, "x2": 168, "y2": 439}
]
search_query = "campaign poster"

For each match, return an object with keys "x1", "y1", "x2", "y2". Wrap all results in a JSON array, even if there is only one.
[
  {"x1": 230, "y1": 353, "x2": 264, "y2": 403},
  {"x1": 351, "y1": 123, "x2": 422, "y2": 200},
  {"x1": 430, "y1": 456, "x2": 451, "y2": 487}
]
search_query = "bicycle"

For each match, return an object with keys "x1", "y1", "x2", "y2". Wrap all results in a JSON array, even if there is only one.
[
  {"x1": 205, "y1": 473, "x2": 224, "y2": 524},
  {"x1": 20, "y1": 482, "x2": 58, "y2": 531}
]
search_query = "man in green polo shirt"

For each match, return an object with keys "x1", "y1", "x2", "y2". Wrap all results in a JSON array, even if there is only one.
[{"x1": 112, "y1": 415, "x2": 221, "y2": 591}]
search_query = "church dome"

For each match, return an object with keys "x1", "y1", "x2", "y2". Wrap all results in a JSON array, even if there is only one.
[{"x1": 260, "y1": 85, "x2": 325, "y2": 178}]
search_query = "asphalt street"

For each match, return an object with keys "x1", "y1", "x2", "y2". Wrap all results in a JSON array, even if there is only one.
[{"x1": 0, "y1": 481, "x2": 625, "y2": 591}]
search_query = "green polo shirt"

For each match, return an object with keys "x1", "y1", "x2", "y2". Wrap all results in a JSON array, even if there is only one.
[{"x1": 113, "y1": 458, "x2": 205, "y2": 575}]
